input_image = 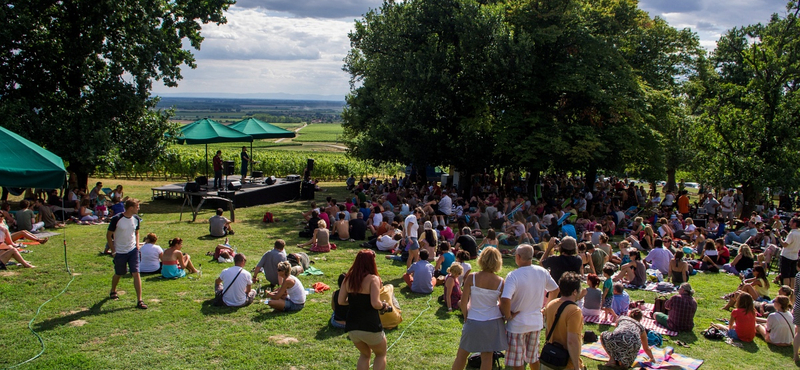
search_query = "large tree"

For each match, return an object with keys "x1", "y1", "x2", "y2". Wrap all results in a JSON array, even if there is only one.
[
  {"x1": 343, "y1": 0, "x2": 698, "y2": 190},
  {"x1": 687, "y1": 1, "x2": 800, "y2": 214},
  {"x1": 0, "y1": 0, "x2": 234, "y2": 188}
]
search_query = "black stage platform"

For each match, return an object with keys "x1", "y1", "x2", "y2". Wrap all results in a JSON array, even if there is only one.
[{"x1": 152, "y1": 177, "x2": 301, "y2": 208}]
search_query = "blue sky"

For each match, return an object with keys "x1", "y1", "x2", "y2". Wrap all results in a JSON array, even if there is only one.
[{"x1": 151, "y1": 0, "x2": 793, "y2": 100}]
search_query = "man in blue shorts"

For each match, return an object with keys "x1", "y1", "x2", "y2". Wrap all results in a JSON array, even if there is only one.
[{"x1": 108, "y1": 199, "x2": 146, "y2": 309}]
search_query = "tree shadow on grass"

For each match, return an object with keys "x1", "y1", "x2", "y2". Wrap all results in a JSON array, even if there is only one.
[
  {"x1": 250, "y1": 305, "x2": 303, "y2": 323},
  {"x1": 674, "y1": 330, "x2": 699, "y2": 344},
  {"x1": 33, "y1": 297, "x2": 130, "y2": 332},
  {"x1": 198, "y1": 234, "x2": 225, "y2": 241}
]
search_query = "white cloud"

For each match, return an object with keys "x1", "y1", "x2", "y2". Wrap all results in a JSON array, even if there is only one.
[{"x1": 154, "y1": 1, "x2": 797, "y2": 99}]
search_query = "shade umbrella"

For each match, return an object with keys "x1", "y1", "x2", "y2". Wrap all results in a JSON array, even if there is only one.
[
  {"x1": 174, "y1": 118, "x2": 253, "y2": 177},
  {"x1": 229, "y1": 118, "x2": 296, "y2": 169},
  {"x1": 0, "y1": 125, "x2": 67, "y2": 189}
]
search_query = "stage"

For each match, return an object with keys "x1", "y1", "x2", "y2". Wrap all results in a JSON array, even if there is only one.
[{"x1": 151, "y1": 176, "x2": 302, "y2": 208}]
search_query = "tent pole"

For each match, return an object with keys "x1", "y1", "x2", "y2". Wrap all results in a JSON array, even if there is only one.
[
  {"x1": 205, "y1": 143, "x2": 209, "y2": 178},
  {"x1": 250, "y1": 141, "x2": 253, "y2": 173}
]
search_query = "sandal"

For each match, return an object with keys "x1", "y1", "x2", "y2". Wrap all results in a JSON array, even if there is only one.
[
  {"x1": 675, "y1": 340, "x2": 690, "y2": 348},
  {"x1": 136, "y1": 300, "x2": 148, "y2": 309},
  {"x1": 40, "y1": 238, "x2": 49, "y2": 244},
  {"x1": 110, "y1": 291, "x2": 119, "y2": 300}
]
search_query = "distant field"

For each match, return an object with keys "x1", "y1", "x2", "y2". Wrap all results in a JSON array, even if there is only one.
[{"x1": 294, "y1": 123, "x2": 343, "y2": 143}]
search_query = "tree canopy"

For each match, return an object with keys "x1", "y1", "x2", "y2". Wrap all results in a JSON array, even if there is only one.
[
  {"x1": 687, "y1": 1, "x2": 800, "y2": 213},
  {"x1": 342, "y1": 0, "x2": 700, "y2": 187},
  {"x1": 0, "y1": 0, "x2": 234, "y2": 187}
]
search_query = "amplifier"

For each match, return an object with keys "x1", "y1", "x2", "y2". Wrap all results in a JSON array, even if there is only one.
[
  {"x1": 265, "y1": 176, "x2": 277, "y2": 185},
  {"x1": 227, "y1": 181, "x2": 242, "y2": 191},
  {"x1": 184, "y1": 182, "x2": 199, "y2": 192},
  {"x1": 195, "y1": 176, "x2": 208, "y2": 186},
  {"x1": 286, "y1": 174, "x2": 300, "y2": 181}
]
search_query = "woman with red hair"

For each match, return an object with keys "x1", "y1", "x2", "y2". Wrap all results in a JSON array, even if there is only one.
[{"x1": 338, "y1": 250, "x2": 389, "y2": 370}]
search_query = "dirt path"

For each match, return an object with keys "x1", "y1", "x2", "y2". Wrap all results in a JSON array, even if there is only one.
[{"x1": 275, "y1": 123, "x2": 308, "y2": 143}]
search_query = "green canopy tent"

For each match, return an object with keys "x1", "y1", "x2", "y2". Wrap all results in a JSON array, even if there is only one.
[
  {"x1": 174, "y1": 118, "x2": 253, "y2": 178},
  {"x1": 0, "y1": 125, "x2": 67, "y2": 189},
  {"x1": 228, "y1": 118, "x2": 296, "y2": 172}
]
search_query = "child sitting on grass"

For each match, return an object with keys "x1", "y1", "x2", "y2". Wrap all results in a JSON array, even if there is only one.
[
  {"x1": 439, "y1": 264, "x2": 463, "y2": 311},
  {"x1": 611, "y1": 282, "x2": 630, "y2": 317}
]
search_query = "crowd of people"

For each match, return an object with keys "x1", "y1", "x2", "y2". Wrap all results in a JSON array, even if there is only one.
[{"x1": 6, "y1": 172, "x2": 800, "y2": 368}]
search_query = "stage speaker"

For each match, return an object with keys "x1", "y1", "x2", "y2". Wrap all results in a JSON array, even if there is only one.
[
  {"x1": 252, "y1": 171, "x2": 263, "y2": 178},
  {"x1": 306, "y1": 158, "x2": 314, "y2": 173},
  {"x1": 227, "y1": 181, "x2": 242, "y2": 191},
  {"x1": 265, "y1": 176, "x2": 276, "y2": 185},
  {"x1": 301, "y1": 182, "x2": 315, "y2": 200},
  {"x1": 195, "y1": 176, "x2": 208, "y2": 186},
  {"x1": 184, "y1": 182, "x2": 199, "y2": 192},
  {"x1": 286, "y1": 175, "x2": 300, "y2": 181},
  {"x1": 224, "y1": 160, "x2": 235, "y2": 175}
]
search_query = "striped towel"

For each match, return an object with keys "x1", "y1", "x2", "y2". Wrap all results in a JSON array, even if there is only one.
[
  {"x1": 583, "y1": 315, "x2": 678, "y2": 336},
  {"x1": 581, "y1": 342, "x2": 703, "y2": 370}
]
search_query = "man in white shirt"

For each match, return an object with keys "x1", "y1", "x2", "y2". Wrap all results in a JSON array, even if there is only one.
[
  {"x1": 108, "y1": 199, "x2": 146, "y2": 309},
  {"x1": 779, "y1": 218, "x2": 800, "y2": 288},
  {"x1": 216, "y1": 254, "x2": 254, "y2": 307},
  {"x1": 404, "y1": 208, "x2": 424, "y2": 269},
  {"x1": 721, "y1": 189, "x2": 735, "y2": 226},
  {"x1": 645, "y1": 239, "x2": 673, "y2": 275},
  {"x1": 500, "y1": 244, "x2": 558, "y2": 370},
  {"x1": 435, "y1": 193, "x2": 452, "y2": 227}
]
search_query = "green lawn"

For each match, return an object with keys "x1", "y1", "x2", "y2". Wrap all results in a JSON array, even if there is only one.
[
  {"x1": 294, "y1": 123, "x2": 343, "y2": 143},
  {"x1": 0, "y1": 179, "x2": 795, "y2": 369}
]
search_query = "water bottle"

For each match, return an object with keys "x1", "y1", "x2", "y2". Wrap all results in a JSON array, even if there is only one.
[
  {"x1": 234, "y1": 246, "x2": 238, "y2": 254},
  {"x1": 197, "y1": 264, "x2": 202, "y2": 279}
]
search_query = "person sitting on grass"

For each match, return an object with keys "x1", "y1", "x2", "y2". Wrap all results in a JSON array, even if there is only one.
[
  {"x1": 34, "y1": 198, "x2": 64, "y2": 229},
  {"x1": 331, "y1": 273, "x2": 348, "y2": 329},
  {"x1": 754, "y1": 285, "x2": 794, "y2": 316},
  {"x1": 298, "y1": 219, "x2": 336, "y2": 253},
  {"x1": 582, "y1": 273, "x2": 603, "y2": 317},
  {"x1": 267, "y1": 261, "x2": 306, "y2": 312},
  {"x1": 600, "y1": 308, "x2": 654, "y2": 368},
  {"x1": 713, "y1": 293, "x2": 757, "y2": 342},
  {"x1": 611, "y1": 283, "x2": 630, "y2": 317},
  {"x1": 0, "y1": 212, "x2": 47, "y2": 246},
  {"x1": 614, "y1": 250, "x2": 647, "y2": 287},
  {"x1": 0, "y1": 242, "x2": 35, "y2": 268},
  {"x1": 653, "y1": 283, "x2": 697, "y2": 332},
  {"x1": 755, "y1": 295, "x2": 794, "y2": 346},
  {"x1": 332, "y1": 212, "x2": 351, "y2": 241},
  {"x1": 403, "y1": 249, "x2": 435, "y2": 294},
  {"x1": 215, "y1": 253, "x2": 254, "y2": 307},
  {"x1": 138, "y1": 233, "x2": 163, "y2": 274},
  {"x1": 723, "y1": 266, "x2": 771, "y2": 310},
  {"x1": 15, "y1": 200, "x2": 44, "y2": 233},
  {"x1": 209, "y1": 208, "x2": 234, "y2": 237},
  {"x1": 161, "y1": 237, "x2": 199, "y2": 278},
  {"x1": 434, "y1": 241, "x2": 455, "y2": 279},
  {"x1": 440, "y1": 263, "x2": 463, "y2": 312}
]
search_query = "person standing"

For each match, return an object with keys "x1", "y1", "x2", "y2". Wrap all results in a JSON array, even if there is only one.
[
  {"x1": 403, "y1": 208, "x2": 424, "y2": 269},
  {"x1": 451, "y1": 247, "x2": 507, "y2": 370},
  {"x1": 338, "y1": 250, "x2": 388, "y2": 370},
  {"x1": 542, "y1": 272, "x2": 584, "y2": 370},
  {"x1": 240, "y1": 146, "x2": 251, "y2": 179},
  {"x1": 780, "y1": 218, "x2": 800, "y2": 289},
  {"x1": 212, "y1": 150, "x2": 223, "y2": 189},
  {"x1": 108, "y1": 199, "x2": 146, "y2": 309},
  {"x1": 500, "y1": 244, "x2": 558, "y2": 370}
]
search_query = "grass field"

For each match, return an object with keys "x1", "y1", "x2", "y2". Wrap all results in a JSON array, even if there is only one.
[
  {"x1": 294, "y1": 123, "x2": 343, "y2": 143},
  {"x1": 0, "y1": 179, "x2": 796, "y2": 370}
]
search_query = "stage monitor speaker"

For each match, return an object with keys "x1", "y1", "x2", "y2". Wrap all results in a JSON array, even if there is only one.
[
  {"x1": 265, "y1": 176, "x2": 276, "y2": 185},
  {"x1": 195, "y1": 176, "x2": 208, "y2": 186},
  {"x1": 184, "y1": 182, "x2": 199, "y2": 192},
  {"x1": 227, "y1": 181, "x2": 242, "y2": 191},
  {"x1": 252, "y1": 171, "x2": 263, "y2": 178},
  {"x1": 306, "y1": 158, "x2": 314, "y2": 173},
  {"x1": 224, "y1": 160, "x2": 235, "y2": 175}
]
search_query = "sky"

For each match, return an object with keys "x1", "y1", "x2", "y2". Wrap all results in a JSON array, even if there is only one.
[{"x1": 151, "y1": 0, "x2": 794, "y2": 101}]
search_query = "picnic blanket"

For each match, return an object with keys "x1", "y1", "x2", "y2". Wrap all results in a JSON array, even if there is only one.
[
  {"x1": 641, "y1": 282, "x2": 678, "y2": 293},
  {"x1": 582, "y1": 314, "x2": 678, "y2": 336},
  {"x1": 581, "y1": 342, "x2": 703, "y2": 370},
  {"x1": 30, "y1": 231, "x2": 60, "y2": 238}
]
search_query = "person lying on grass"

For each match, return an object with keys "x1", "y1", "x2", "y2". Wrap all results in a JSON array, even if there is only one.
[
  {"x1": 755, "y1": 295, "x2": 794, "y2": 346},
  {"x1": 267, "y1": 261, "x2": 306, "y2": 312},
  {"x1": 0, "y1": 242, "x2": 35, "y2": 268}
]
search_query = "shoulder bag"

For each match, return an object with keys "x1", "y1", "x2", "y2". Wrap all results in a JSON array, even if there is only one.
[
  {"x1": 540, "y1": 300, "x2": 577, "y2": 368},
  {"x1": 213, "y1": 267, "x2": 243, "y2": 307}
]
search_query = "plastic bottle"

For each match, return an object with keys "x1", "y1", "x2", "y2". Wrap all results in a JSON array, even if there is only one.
[{"x1": 197, "y1": 264, "x2": 202, "y2": 279}]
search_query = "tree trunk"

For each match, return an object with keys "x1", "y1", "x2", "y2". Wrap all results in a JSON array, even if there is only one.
[
  {"x1": 585, "y1": 165, "x2": 598, "y2": 193},
  {"x1": 666, "y1": 168, "x2": 676, "y2": 193},
  {"x1": 741, "y1": 182, "x2": 759, "y2": 217}
]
